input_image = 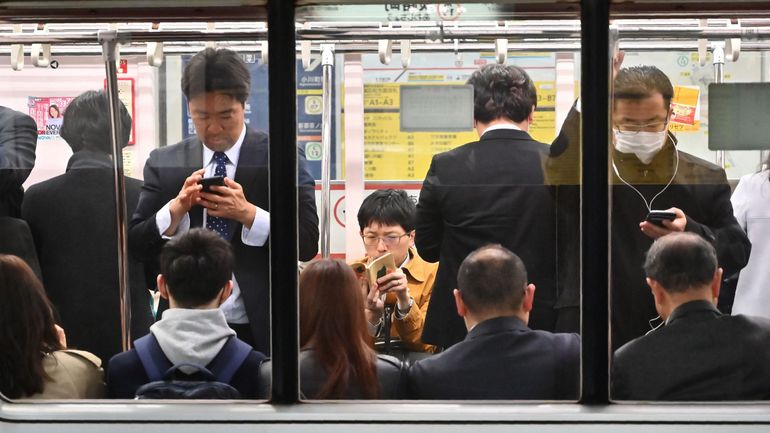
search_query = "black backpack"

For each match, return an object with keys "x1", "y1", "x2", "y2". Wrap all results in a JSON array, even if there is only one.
[{"x1": 133, "y1": 333, "x2": 252, "y2": 399}]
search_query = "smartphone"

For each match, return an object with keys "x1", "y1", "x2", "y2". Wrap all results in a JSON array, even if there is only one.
[
  {"x1": 646, "y1": 210, "x2": 676, "y2": 227},
  {"x1": 198, "y1": 175, "x2": 225, "y2": 193}
]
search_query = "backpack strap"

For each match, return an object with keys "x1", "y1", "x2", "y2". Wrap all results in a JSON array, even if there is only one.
[
  {"x1": 206, "y1": 337, "x2": 253, "y2": 383},
  {"x1": 134, "y1": 334, "x2": 172, "y2": 382}
]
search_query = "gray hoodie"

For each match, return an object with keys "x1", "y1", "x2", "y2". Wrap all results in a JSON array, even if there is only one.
[{"x1": 150, "y1": 308, "x2": 236, "y2": 374}]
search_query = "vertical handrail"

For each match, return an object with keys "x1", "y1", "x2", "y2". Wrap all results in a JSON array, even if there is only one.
[
  {"x1": 319, "y1": 44, "x2": 334, "y2": 258},
  {"x1": 268, "y1": 0, "x2": 300, "y2": 404},
  {"x1": 98, "y1": 30, "x2": 132, "y2": 352},
  {"x1": 580, "y1": 0, "x2": 610, "y2": 404}
]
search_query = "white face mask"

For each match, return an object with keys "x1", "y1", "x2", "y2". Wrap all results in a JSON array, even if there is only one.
[{"x1": 613, "y1": 130, "x2": 667, "y2": 164}]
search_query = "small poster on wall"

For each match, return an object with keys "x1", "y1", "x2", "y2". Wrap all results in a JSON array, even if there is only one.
[{"x1": 27, "y1": 96, "x2": 75, "y2": 139}]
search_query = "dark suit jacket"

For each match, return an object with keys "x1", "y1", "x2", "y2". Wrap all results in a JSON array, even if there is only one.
[
  {"x1": 0, "y1": 106, "x2": 37, "y2": 218},
  {"x1": 409, "y1": 316, "x2": 580, "y2": 399},
  {"x1": 612, "y1": 300, "x2": 770, "y2": 401},
  {"x1": 128, "y1": 129, "x2": 319, "y2": 354},
  {"x1": 415, "y1": 128, "x2": 558, "y2": 348},
  {"x1": 21, "y1": 150, "x2": 154, "y2": 364}
]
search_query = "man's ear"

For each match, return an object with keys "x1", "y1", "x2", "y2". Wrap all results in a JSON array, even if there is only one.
[
  {"x1": 647, "y1": 277, "x2": 666, "y2": 309},
  {"x1": 521, "y1": 283, "x2": 536, "y2": 313},
  {"x1": 528, "y1": 105, "x2": 536, "y2": 123},
  {"x1": 454, "y1": 289, "x2": 467, "y2": 318},
  {"x1": 219, "y1": 280, "x2": 234, "y2": 305},
  {"x1": 711, "y1": 267, "x2": 723, "y2": 304},
  {"x1": 157, "y1": 274, "x2": 169, "y2": 300}
]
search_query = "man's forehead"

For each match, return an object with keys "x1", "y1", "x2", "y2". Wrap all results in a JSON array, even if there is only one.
[
  {"x1": 363, "y1": 222, "x2": 406, "y2": 233},
  {"x1": 613, "y1": 94, "x2": 669, "y2": 119}
]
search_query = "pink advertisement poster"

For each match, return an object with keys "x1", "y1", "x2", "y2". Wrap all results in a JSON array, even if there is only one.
[{"x1": 27, "y1": 96, "x2": 75, "y2": 139}]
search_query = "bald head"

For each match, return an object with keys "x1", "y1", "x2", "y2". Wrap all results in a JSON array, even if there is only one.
[
  {"x1": 457, "y1": 245, "x2": 528, "y2": 315},
  {"x1": 644, "y1": 232, "x2": 718, "y2": 294}
]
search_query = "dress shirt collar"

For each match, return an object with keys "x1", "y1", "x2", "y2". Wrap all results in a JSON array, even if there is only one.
[
  {"x1": 202, "y1": 123, "x2": 247, "y2": 168},
  {"x1": 481, "y1": 122, "x2": 523, "y2": 136}
]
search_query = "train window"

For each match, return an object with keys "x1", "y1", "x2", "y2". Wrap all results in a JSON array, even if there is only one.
[
  {"x1": 608, "y1": 18, "x2": 770, "y2": 402},
  {"x1": 0, "y1": 24, "x2": 276, "y2": 402},
  {"x1": 295, "y1": 3, "x2": 583, "y2": 401}
]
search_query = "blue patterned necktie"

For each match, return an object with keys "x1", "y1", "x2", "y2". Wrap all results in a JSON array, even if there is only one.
[{"x1": 206, "y1": 151, "x2": 230, "y2": 238}]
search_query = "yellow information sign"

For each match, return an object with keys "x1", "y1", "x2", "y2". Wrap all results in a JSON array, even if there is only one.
[{"x1": 362, "y1": 82, "x2": 558, "y2": 180}]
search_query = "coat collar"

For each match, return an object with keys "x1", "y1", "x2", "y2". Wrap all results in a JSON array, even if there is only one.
[
  {"x1": 465, "y1": 315, "x2": 529, "y2": 340},
  {"x1": 666, "y1": 300, "x2": 721, "y2": 326},
  {"x1": 66, "y1": 150, "x2": 113, "y2": 171},
  {"x1": 403, "y1": 247, "x2": 430, "y2": 283}
]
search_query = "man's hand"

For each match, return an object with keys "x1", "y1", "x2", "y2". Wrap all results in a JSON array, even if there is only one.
[
  {"x1": 197, "y1": 177, "x2": 257, "y2": 228},
  {"x1": 166, "y1": 168, "x2": 205, "y2": 235},
  {"x1": 640, "y1": 207, "x2": 687, "y2": 239},
  {"x1": 376, "y1": 269, "x2": 410, "y2": 310}
]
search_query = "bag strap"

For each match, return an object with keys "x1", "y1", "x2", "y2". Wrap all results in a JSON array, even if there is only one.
[
  {"x1": 134, "y1": 334, "x2": 172, "y2": 382},
  {"x1": 206, "y1": 337, "x2": 253, "y2": 383}
]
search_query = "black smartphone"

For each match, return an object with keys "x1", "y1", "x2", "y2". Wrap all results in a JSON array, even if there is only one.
[
  {"x1": 646, "y1": 210, "x2": 676, "y2": 227},
  {"x1": 198, "y1": 175, "x2": 225, "y2": 193}
]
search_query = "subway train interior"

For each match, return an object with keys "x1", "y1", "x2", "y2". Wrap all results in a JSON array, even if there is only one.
[{"x1": 2, "y1": 0, "x2": 770, "y2": 432}]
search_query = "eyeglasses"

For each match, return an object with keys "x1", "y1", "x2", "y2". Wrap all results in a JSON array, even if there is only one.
[
  {"x1": 361, "y1": 233, "x2": 410, "y2": 246},
  {"x1": 614, "y1": 121, "x2": 668, "y2": 135}
]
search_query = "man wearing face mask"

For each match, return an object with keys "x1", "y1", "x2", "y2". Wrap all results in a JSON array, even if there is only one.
[{"x1": 549, "y1": 65, "x2": 750, "y2": 350}]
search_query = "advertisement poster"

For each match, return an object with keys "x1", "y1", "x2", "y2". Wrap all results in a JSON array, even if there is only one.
[{"x1": 27, "y1": 96, "x2": 74, "y2": 139}]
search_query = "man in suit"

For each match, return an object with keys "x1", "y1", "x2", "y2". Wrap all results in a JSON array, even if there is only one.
[
  {"x1": 612, "y1": 232, "x2": 770, "y2": 401},
  {"x1": 129, "y1": 48, "x2": 319, "y2": 354},
  {"x1": 0, "y1": 105, "x2": 37, "y2": 218},
  {"x1": 22, "y1": 91, "x2": 154, "y2": 364},
  {"x1": 415, "y1": 63, "x2": 557, "y2": 349},
  {"x1": 409, "y1": 244, "x2": 579, "y2": 399}
]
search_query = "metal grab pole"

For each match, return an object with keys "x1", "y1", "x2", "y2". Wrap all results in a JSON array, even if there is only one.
[
  {"x1": 713, "y1": 42, "x2": 726, "y2": 168},
  {"x1": 320, "y1": 44, "x2": 335, "y2": 258},
  {"x1": 98, "y1": 30, "x2": 132, "y2": 351}
]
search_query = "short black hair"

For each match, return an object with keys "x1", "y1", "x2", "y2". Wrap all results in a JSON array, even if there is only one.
[
  {"x1": 614, "y1": 65, "x2": 674, "y2": 109},
  {"x1": 160, "y1": 228, "x2": 234, "y2": 308},
  {"x1": 357, "y1": 189, "x2": 415, "y2": 232},
  {"x1": 60, "y1": 90, "x2": 131, "y2": 154},
  {"x1": 182, "y1": 48, "x2": 251, "y2": 105},
  {"x1": 466, "y1": 64, "x2": 537, "y2": 124},
  {"x1": 643, "y1": 232, "x2": 717, "y2": 294},
  {"x1": 457, "y1": 244, "x2": 528, "y2": 313}
]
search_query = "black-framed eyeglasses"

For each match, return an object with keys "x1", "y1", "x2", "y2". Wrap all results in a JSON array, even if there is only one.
[{"x1": 361, "y1": 233, "x2": 410, "y2": 246}]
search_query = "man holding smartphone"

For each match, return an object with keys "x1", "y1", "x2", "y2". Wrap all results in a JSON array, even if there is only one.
[
  {"x1": 548, "y1": 63, "x2": 750, "y2": 349},
  {"x1": 129, "y1": 48, "x2": 319, "y2": 354}
]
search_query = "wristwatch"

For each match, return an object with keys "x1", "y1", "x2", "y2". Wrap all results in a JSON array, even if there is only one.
[{"x1": 394, "y1": 297, "x2": 414, "y2": 320}]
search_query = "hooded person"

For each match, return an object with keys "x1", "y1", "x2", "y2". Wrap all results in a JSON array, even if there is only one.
[{"x1": 107, "y1": 228, "x2": 266, "y2": 399}]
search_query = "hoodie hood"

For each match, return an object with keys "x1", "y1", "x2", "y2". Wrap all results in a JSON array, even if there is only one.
[{"x1": 150, "y1": 308, "x2": 236, "y2": 373}]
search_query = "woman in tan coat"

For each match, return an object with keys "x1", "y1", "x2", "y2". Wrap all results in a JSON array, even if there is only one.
[{"x1": 0, "y1": 254, "x2": 103, "y2": 399}]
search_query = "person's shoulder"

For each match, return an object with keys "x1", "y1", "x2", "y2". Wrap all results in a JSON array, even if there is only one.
[
  {"x1": 737, "y1": 170, "x2": 769, "y2": 188},
  {"x1": 149, "y1": 136, "x2": 200, "y2": 159},
  {"x1": 726, "y1": 313, "x2": 770, "y2": 335},
  {"x1": 0, "y1": 106, "x2": 35, "y2": 125},
  {"x1": 107, "y1": 347, "x2": 141, "y2": 371},
  {"x1": 245, "y1": 128, "x2": 268, "y2": 144},
  {"x1": 676, "y1": 148, "x2": 729, "y2": 181},
  {"x1": 55, "y1": 349, "x2": 102, "y2": 369}
]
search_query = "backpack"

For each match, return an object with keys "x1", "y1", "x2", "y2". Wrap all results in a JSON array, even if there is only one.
[{"x1": 133, "y1": 333, "x2": 252, "y2": 399}]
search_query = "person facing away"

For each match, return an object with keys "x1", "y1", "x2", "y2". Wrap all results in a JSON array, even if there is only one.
[
  {"x1": 0, "y1": 254, "x2": 103, "y2": 400},
  {"x1": 107, "y1": 228, "x2": 266, "y2": 399},
  {"x1": 128, "y1": 47, "x2": 319, "y2": 354},
  {"x1": 409, "y1": 245, "x2": 579, "y2": 400},
  {"x1": 356, "y1": 189, "x2": 438, "y2": 354},
  {"x1": 415, "y1": 63, "x2": 558, "y2": 350},
  {"x1": 0, "y1": 105, "x2": 37, "y2": 218},
  {"x1": 258, "y1": 259, "x2": 406, "y2": 399},
  {"x1": 612, "y1": 232, "x2": 770, "y2": 401},
  {"x1": 21, "y1": 90, "x2": 154, "y2": 364}
]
